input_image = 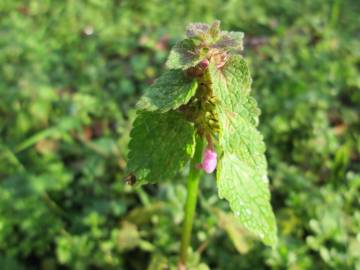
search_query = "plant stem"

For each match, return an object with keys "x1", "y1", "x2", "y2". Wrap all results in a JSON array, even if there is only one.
[{"x1": 179, "y1": 135, "x2": 204, "y2": 267}]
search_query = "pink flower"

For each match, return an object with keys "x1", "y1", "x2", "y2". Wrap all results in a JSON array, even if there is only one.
[
  {"x1": 197, "y1": 148, "x2": 217, "y2": 174},
  {"x1": 198, "y1": 59, "x2": 209, "y2": 70}
]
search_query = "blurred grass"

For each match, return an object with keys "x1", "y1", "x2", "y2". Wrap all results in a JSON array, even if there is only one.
[{"x1": 0, "y1": 0, "x2": 359, "y2": 269}]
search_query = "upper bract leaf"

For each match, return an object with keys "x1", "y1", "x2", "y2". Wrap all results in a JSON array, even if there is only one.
[
  {"x1": 127, "y1": 111, "x2": 196, "y2": 185},
  {"x1": 212, "y1": 31, "x2": 244, "y2": 52},
  {"x1": 166, "y1": 39, "x2": 205, "y2": 70},
  {"x1": 137, "y1": 70, "x2": 198, "y2": 112},
  {"x1": 186, "y1": 23, "x2": 210, "y2": 39},
  {"x1": 209, "y1": 55, "x2": 277, "y2": 246},
  {"x1": 167, "y1": 22, "x2": 244, "y2": 70}
]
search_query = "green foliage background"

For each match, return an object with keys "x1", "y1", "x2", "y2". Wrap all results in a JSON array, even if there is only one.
[{"x1": 0, "y1": 0, "x2": 359, "y2": 269}]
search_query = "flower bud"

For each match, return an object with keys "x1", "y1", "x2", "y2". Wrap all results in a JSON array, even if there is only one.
[
  {"x1": 197, "y1": 148, "x2": 217, "y2": 174},
  {"x1": 198, "y1": 59, "x2": 209, "y2": 70}
]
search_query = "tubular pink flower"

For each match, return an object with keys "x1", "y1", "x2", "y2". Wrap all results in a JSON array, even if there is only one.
[{"x1": 197, "y1": 148, "x2": 217, "y2": 174}]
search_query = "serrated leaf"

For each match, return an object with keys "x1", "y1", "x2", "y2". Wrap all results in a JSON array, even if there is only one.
[
  {"x1": 127, "y1": 111, "x2": 195, "y2": 184},
  {"x1": 137, "y1": 70, "x2": 198, "y2": 112},
  {"x1": 216, "y1": 112, "x2": 275, "y2": 245},
  {"x1": 210, "y1": 56, "x2": 260, "y2": 144},
  {"x1": 209, "y1": 56, "x2": 260, "y2": 142},
  {"x1": 209, "y1": 55, "x2": 277, "y2": 246},
  {"x1": 217, "y1": 153, "x2": 276, "y2": 246},
  {"x1": 166, "y1": 39, "x2": 204, "y2": 70},
  {"x1": 220, "y1": 113, "x2": 267, "y2": 172},
  {"x1": 185, "y1": 22, "x2": 220, "y2": 47},
  {"x1": 213, "y1": 31, "x2": 244, "y2": 52},
  {"x1": 186, "y1": 23, "x2": 210, "y2": 38},
  {"x1": 209, "y1": 55, "x2": 251, "y2": 109}
]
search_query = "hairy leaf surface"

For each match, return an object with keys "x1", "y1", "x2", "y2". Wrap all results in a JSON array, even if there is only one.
[
  {"x1": 186, "y1": 23, "x2": 210, "y2": 38},
  {"x1": 137, "y1": 70, "x2": 197, "y2": 112},
  {"x1": 209, "y1": 55, "x2": 251, "y2": 110},
  {"x1": 127, "y1": 112, "x2": 195, "y2": 184},
  {"x1": 217, "y1": 153, "x2": 276, "y2": 245},
  {"x1": 209, "y1": 55, "x2": 277, "y2": 246},
  {"x1": 213, "y1": 31, "x2": 244, "y2": 52},
  {"x1": 166, "y1": 39, "x2": 204, "y2": 70}
]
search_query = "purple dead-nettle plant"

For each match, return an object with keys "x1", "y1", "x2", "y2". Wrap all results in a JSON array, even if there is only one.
[{"x1": 125, "y1": 21, "x2": 277, "y2": 268}]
